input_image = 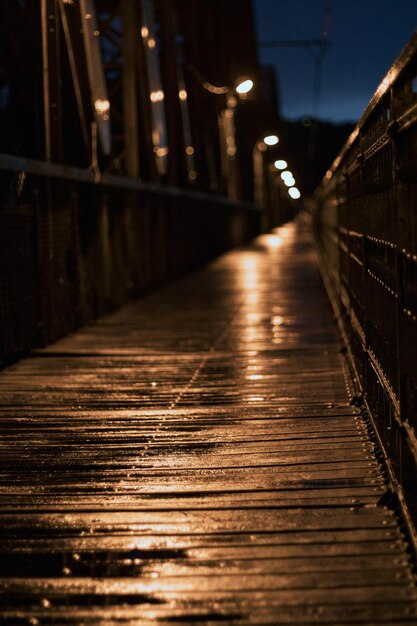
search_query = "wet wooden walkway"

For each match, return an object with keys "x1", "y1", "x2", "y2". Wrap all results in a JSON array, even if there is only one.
[{"x1": 1, "y1": 218, "x2": 416, "y2": 625}]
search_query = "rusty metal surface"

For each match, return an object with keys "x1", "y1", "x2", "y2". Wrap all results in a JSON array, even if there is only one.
[{"x1": 0, "y1": 219, "x2": 416, "y2": 624}]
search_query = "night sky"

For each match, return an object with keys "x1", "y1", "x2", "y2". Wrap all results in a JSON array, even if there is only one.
[{"x1": 254, "y1": 0, "x2": 417, "y2": 123}]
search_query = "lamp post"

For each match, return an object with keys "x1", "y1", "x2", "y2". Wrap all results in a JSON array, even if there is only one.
[
  {"x1": 253, "y1": 133, "x2": 279, "y2": 216},
  {"x1": 187, "y1": 65, "x2": 254, "y2": 198},
  {"x1": 217, "y1": 78, "x2": 254, "y2": 199}
]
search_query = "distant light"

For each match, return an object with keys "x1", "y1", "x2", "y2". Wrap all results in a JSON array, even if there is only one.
[
  {"x1": 289, "y1": 187, "x2": 301, "y2": 199},
  {"x1": 280, "y1": 170, "x2": 293, "y2": 182},
  {"x1": 94, "y1": 99, "x2": 110, "y2": 115},
  {"x1": 150, "y1": 90, "x2": 164, "y2": 103},
  {"x1": 274, "y1": 159, "x2": 287, "y2": 170},
  {"x1": 188, "y1": 170, "x2": 197, "y2": 181},
  {"x1": 261, "y1": 234, "x2": 283, "y2": 249},
  {"x1": 179, "y1": 89, "x2": 188, "y2": 101},
  {"x1": 235, "y1": 78, "x2": 254, "y2": 95},
  {"x1": 141, "y1": 26, "x2": 149, "y2": 38},
  {"x1": 154, "y1": 146, "x2": 169, "y2": 157},
  {"x1": 284, "y1": 177, "x2": 295, "y2": 187},
  {"x1": 148, "y1": 38, "x2": 156, "y2": 49},
  {"x1": 325, "y1": 170, "x2": 333, "y2": 180},
  {"x1": 85, "y1": 12, "x2": 92, "y2": 19},
  {"x1": 263, "y1": 134, "x2": 279, "y2": 146},
  {"x1": 226, "y1": 94, "x2": 237, "y2": 109},
  {"x1": 93, "y1": 30, "x2": 100, "y2": 37},
  {"x1": 185, "y1": 146, "x2": 194, "y2": 155}
]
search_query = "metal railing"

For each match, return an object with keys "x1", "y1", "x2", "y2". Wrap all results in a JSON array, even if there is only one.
[
  {"x1": 315, "y1": 31, "x2": 417, "y2": 523},
  {"x1": 0, "y1": 154, "x2": 261, "y2": 366}
]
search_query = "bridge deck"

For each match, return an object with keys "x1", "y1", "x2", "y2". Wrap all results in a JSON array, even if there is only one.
[{"x1": 1, "y1": 218, "x2": 416, "y2": 625}]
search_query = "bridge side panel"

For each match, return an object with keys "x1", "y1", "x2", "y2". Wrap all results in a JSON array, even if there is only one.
[
  {"x1": 0, "y1": 172, "x2": 260, "y2": 366},
  {"x1": 315, "y1": 33, "x2": 417, "y2": 524}
]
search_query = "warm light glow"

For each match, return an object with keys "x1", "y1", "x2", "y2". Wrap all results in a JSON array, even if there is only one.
[
  {"x1": 325, "y1": 170, "x2": 333, "y2": 180},
  {"x1": 226, "y1": 94, "x2": 237, "y2": 109},
  {"x1": 242, "y1": 257, "x2": 256, "y2": 270},
  {"x1": 148, "y1": 38, "x2": 156, "y2": 49},
  {"x1": 257, "y1": 233, "x2": 284, "y2": 250},
  {"x1": 274, "y1": 159, "x2": 287, "y2": 170},
  {"x1": 188, "y1": 170, "x2": 197, "y2": 181},
  {"x1": 289, "y1": 187, "x2": 301, "y2": 199},
  {"x1": 85, "y1": 12, "x2": 92, "y2": 19},
  {"x1": 150, "y1": 90, "x2": 164, "y2": 103},
  {"x1": 179, "y1": 89, "x2": 188, "y2": 101},
  {"x1": 263, "y1": 134, "x2": 279, "y2": 146},
  {"x1": 265, "y1": 234, "x2": 283, "y2": 249},
  {"x1": 235, "y1": 79, "x2": 254, "y2": 95},
  {"x1": 94, "y1": 99, "x2": 110, "y2": 115},
  {"x1": 240, "y1": 257, "x2": 258, "y2": 290},
  {"x1": 185, "y1": 146, "x2": 194, "y2": 156},
  {"x1": 141, "y1": 26, "x2": 149, "y2": 38},
  {"x1": 154, "y1": 146, "x2": 169, "y2": 157}
]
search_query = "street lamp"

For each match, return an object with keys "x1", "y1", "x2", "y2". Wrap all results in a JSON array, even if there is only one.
[
  {"x1": 215, "y1": 77, "x2": 254, "y2": 200},
  {"x1": 253, "y1": 133, "x2": 280, "y2": 210},
  {"x1": 280, "y1": 170, "x2": 296, "y2": 186},
  {"x1": 186, "y1": 64, "x2": 254, "y2": 101},
  {"x1": 288, "y1": 187, "x2": 301, "y2": 199},
  {"x1": 235, "y1": 78, "x2": 254, "y2": 96},
  {"x1": 263, "y1": 135, "x2": 279, "y2": 147},
  {"x1": 187, "y1": 64, "x2": 254, "y2": 198}
]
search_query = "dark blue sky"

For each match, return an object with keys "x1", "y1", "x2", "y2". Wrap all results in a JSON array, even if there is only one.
[{"x1": 254, "y1": 0, "x2": 417, "y2": 123}]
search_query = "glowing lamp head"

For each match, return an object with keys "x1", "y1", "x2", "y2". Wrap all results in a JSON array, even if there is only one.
[
  {"x1": 150, "y1": 90, "x2": 164, "y2": 103},
  {"x1": 94, "y1": 99, "x2": 110, "y2": 116},
  {"x1": 274, "y1": 159, "x2": 287, "y2": 170},
  {"x1": 289, "y1": 187, "x2": 301, "y2": 199},
  {"x1": 235, "y1": 78, "x2": 254, "y2": 96},
  {"x1": 263, "y1": 134, "x2": 279, "y2": 146}
]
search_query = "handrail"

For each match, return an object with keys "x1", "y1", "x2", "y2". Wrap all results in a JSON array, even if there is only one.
[{"x1": 0, "y1": 152, "x2": 260, "y2": 213}]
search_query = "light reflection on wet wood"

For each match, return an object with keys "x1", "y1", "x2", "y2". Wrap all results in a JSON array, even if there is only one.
[{"x1": 0, "y1": 220, "x2": 416, "y2": 624}]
